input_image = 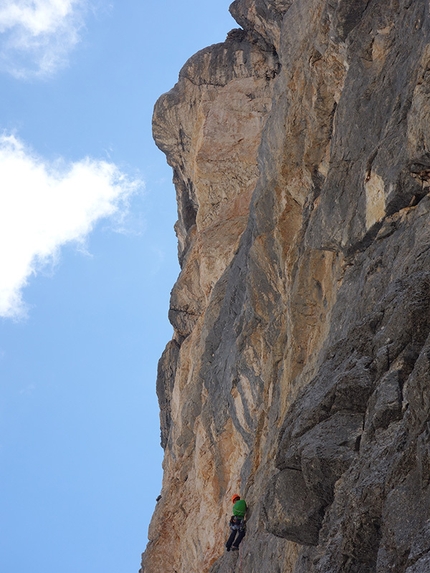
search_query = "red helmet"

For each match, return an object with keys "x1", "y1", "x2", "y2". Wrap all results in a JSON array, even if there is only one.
[{"x1": 231, "y1": 494, "x2": 240, "y2": 503}]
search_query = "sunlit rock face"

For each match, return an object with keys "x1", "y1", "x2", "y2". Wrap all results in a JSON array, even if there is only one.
[{"x1": 141, "y1": 1, "x2": 430, "y2": 573}]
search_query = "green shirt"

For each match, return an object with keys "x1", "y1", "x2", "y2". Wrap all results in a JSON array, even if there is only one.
[{"x1": 233, "y1": 499, "x2": 247, "y2": 518}]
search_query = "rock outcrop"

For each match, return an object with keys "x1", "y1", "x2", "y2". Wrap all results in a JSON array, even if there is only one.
[{"x1": 141, "y1": 1, "x2": 430, "y2": 572}]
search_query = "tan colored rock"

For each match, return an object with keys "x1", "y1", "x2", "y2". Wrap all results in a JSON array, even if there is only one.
[{"x1": 142, "y1": 30, "x2": 281, "y2": 573}]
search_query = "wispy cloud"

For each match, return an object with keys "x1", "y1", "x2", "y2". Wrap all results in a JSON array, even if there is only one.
[
  {"x1": 0, "y1": 133, "x2": 142, "y2": 319},
  {"x1": 0, "y1": 0, "x2": 89, "y2": 78}
]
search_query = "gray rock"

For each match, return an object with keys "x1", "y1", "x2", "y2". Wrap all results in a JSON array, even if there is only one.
[{"x1": 263, "y1": 469, "x2": 325, "y2": 545}]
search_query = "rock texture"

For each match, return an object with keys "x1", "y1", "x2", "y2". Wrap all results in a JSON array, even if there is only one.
[{"x1": 141, "y1": 1, "x2": 430, "y2": 572}]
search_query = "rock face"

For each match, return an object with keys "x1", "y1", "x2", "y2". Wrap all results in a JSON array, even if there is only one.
[{"x1": 141, "y1": 1, "x2": 430, "y2": 572}]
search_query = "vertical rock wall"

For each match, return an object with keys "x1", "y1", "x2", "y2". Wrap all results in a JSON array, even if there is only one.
[{"x1": 141, "y1": 1, "x2": 430, "y2": 572}]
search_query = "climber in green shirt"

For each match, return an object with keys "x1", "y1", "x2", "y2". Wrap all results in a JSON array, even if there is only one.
[{"x1": 225, "y1": 494, "x2": 247, "y2": 552}]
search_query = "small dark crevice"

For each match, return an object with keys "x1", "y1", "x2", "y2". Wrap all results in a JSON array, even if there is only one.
[
  {"x1": 354, "y1": 434, "x2": 362, "y2": 452},
  {"x1": 345, "y1": 221, "x2": 384, "y2": 258},
  {"x1": 180, "y1": 178, "x2": 198, "y2": 233},
  {"x1": 169, "y1": 306, "x2": 200, "y2": 318},
  {"x1": 328, "y1": 101, "x2": 338, "y2": 142},
  {"x1": 178, "y1": 126, "x2": 188, "y2": 153},
  {"x1": 365, "y1": 147, "x2": 379, "y2": 182}
]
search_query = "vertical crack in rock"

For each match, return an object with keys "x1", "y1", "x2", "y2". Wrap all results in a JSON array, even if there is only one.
[{"x1": 141, "y1": 1, "x2": 430, "y2": 572}]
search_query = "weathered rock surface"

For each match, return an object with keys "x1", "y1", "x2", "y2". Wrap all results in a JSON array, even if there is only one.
[{"x1": 141, "y1": 1, "x2": 430, "y2": 572}]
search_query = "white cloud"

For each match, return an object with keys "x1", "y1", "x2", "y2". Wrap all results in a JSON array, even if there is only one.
[
  {"x1": 0, "y1": 133, "x2": 142, "y2": 319},
  {"x1": 0, "y1": 0, "x2": 88, "y2": 78}
]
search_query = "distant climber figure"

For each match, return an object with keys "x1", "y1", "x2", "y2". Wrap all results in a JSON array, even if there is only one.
[{"x1": 225, "y1": 494, "x2": 247, "y2": 552}]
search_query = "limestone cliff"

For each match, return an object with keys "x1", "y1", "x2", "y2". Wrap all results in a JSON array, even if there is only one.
[{"x1": 141, "y1": 1, "x2": 430, "y2": 572}]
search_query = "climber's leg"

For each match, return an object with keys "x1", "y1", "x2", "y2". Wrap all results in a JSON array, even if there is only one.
[
  {"x1": 232, "y1": 528, "x2": 245, "y2": 549},
  {"x1": 225, "y1": 529, "x2": 237, "y2": 551}
]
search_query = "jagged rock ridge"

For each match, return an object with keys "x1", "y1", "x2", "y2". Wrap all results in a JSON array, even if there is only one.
[{"x1": 141, "y1": 1, "x2": 430, "y2": 572}]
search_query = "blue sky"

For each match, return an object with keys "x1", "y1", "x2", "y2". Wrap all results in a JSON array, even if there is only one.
[{"x1": 0, "y1": 2, "x2": 236, "y2": 572}]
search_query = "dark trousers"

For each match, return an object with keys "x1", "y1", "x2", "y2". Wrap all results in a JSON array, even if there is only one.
[{"x1": 226, "y1": 526, "x2": 246, "y2": 550}]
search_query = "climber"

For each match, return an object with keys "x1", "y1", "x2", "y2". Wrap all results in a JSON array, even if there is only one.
[{"x1": 225, "y1": 494, "x2": 247, "y2": 552}]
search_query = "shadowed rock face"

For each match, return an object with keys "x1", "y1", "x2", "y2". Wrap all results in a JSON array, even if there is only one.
[{"x1": 141, "y1": 1, "x2": 430, "y2": 572}]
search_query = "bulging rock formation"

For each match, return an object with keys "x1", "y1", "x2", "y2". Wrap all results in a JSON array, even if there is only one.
[{"x1": 141, "y1": 1, "x2": 430, "y2": 572}]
